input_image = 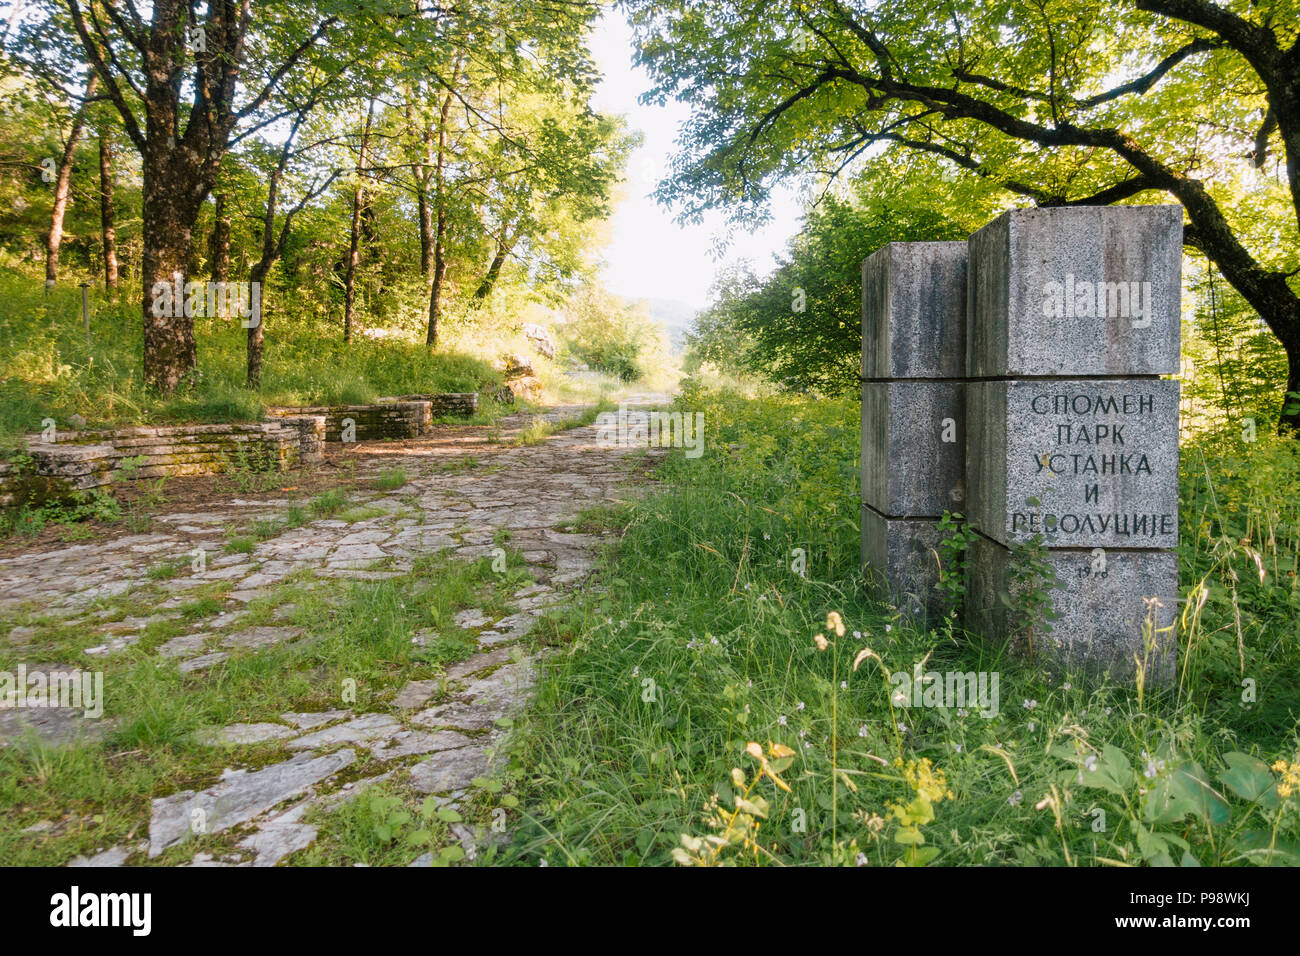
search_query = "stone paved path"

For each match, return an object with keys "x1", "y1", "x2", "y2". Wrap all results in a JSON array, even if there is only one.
[{"x1": 0, "y1": 398, "x2": 667, "y2": 866}]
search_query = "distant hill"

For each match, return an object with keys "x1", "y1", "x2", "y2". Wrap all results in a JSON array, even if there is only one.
[{"x1": 639, "y1": 297, "x2": 700, "y2": 353}]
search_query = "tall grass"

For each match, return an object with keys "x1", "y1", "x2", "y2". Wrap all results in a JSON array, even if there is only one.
[
  {"x1": 0, "y1": 265, "x2": 520, "y2": 450},
  {"x1": 500, "y1": 385, "x2": 1300, "y2": 866}
]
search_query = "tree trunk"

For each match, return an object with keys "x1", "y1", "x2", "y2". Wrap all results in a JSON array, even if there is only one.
[
  {"x1": 45, "y1": 73, "x2": 97, "y2": 287},
  {"x1": 1277, "y1": 306, "x2": 1300, "y2": 435},
  {"x1": 472, "y1": 240, "x2": 509, "y2": 301},
  {"x1": 98, "y1": 130, "x2": 118, "y2": 294},
  {"x1": 426, "y1": 88, "x2": 455, "y2": 348},
  {"x1": 210, "y1": 192, "x2": 231, "y2": 283},
  {"x1": 139, "y1": 140, "x2": 205, "y2": 392},
  {"x1": 246, "y1": 185, "x2": 279, "y2": 389},
  {"x1": 343, "y1": 96, "x2": 376, "y2": 344}
]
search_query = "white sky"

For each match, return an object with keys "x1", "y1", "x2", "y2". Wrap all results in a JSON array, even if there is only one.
[{"x1": 589, "y1": 10, "x2": 803, "y2": 312}]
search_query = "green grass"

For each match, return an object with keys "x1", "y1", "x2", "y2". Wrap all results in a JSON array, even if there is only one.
[
  {"x1": 498, "y1": 385, "x2": 1300, "y2": 867},
  {"x1": 0, "y1": 548, "x2": 536, "y2": 865},
  {"x1": 374, "y1": 467, "x2": 408, "y2": 491},
  {"x1": 0, "y1": 264, "x2": 517, "y2": 453}
]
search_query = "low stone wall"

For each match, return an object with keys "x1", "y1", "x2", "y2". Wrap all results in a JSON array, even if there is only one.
[
  {"x1": 265, "y1": 401, "x2": 432, "y2": 441},
  {"x1": 379, "y1": 393, "x2": 478, "y2": 418},
  {"x1": 0, "y1": 417, "x2": 326, "y2": 507}
]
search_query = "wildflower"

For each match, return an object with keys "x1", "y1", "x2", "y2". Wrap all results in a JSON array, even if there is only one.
[
  {"x1": 858, "y1": 725, "x2": 869, "y2": 737},
  {"x1": 852, "y1": 630, "x2": 862, "y2": 640},
  {"x1": 956, "y1": 708, "x2": 968, "y2": 718},
  {"x1": 954, "y1": 743, "x2": 963, "y2": 753},
  {"x1": 631, "y1": 666, "x2": 639, "y2": 677},
  {"x1": 710, "y1": 636, "x2": 719, "y2": 646},
  {"x1": 885, "y1": 624, "x2": 892, "y2": 633},
  {"x1": 826, "y1": 611, "x2": 846, "y2": 637},
  {"x1": 898, "y1": 722, "x2": 907, "y2": 733},
  {"x1": 813, "y1": 633, "x2": 828, "y2": 651},
  {"x1": 1027, "y1": 721, "x2": 1035, "y2": 732},
  {"x1": 1144, "y1": 760, "x2": 1159, "y2": 779},
  {"x1": 796, "y1": 701, "x2": 806, "y2": 711},
  {"x1": 840, "y1": 681, "x2": 847, "y2": 690},
  {"x1": 1023, "y1": 699, "x2": 1038, "y2": 710},
  {"x1": 1008, "y1": 790, "x2": 1023, "y2": 806},
  {"x1": 1272, "y1": 760, "x2": 1300, "y2": 798},
  {"x1": 1084, "y1": 754, "x2": 1098, "y2": 772},
  {"x1": 855, "y1": 853, "x2": 868, "y2": 867},
  {"x1": 778, "y1": 715, "x2": 787, "y2": 726},
  {"x1": 763, "y1": 533, "x2": 771, "y2": 541},
  {"x1": 1063, "y1": 682, "x2": 1071, "y2": 690}
]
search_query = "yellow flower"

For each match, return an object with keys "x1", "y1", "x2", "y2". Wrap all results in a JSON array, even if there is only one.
[{"x1": 813, "y1": 632, "x2": 829, "y2": 651}]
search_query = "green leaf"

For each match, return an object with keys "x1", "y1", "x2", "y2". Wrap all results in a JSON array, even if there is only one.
[
  {"x1": 1218, "y1": 752, "x2": 1280, "y2": 809},
  {"x1": 436, "y1": 807, "x2": 463, "y2": 823}
]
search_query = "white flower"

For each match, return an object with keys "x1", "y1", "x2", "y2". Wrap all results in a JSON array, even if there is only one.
[
  {"x1": 840, "y1": 681, "x2": 847, "y2": 690},
  {"x1": 1063, "y1": 682, "x2": 1071, "y2": 690},
  {"x1": 1084, "y1": 755, "x2": 1097, "y2": 772},
  {"x1": 858, "y1": 725, "x2": 869, "y2": 737},
  {"x1": 1023, "y1": 699, "x2": 1038, "y2": 710},
  {"x1": 778, "y1": 715, "x2": 787, "y2": 726},
  {"x1": 1027, "y1": 721, "x2": 1035, "y2": 732},
  {"x1": 631, "y1": 666, "x2": 639, "y2": 677},
  {"x1": 710, "y1": 636, "x2": 719, "y2": 646},
  {"x1": 852, "y1": 630, "x2": 862, "y2": 640},
  {"x1": 1008, "y1": 790, "x2": 1023, "y2": 806},
  {"x1": 855, "y1": 853, "x2": 868, "y2": 867},
  {"x1": 796, "y1": 701, "x2": 805, "y2": 711},
  {"x1": 897, "y1": 722, "x2": 907, "y2": 732},
  {"x1": 954, "y1": 744, "x2": 963, "y2": 753},
  {"x1": 763, "y1": 533, "x2": 771, "y2": 541}
]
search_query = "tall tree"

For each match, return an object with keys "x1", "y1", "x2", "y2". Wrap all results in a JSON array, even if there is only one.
[
  {"x1": 342, "y1": 94, "x2": 376, "y2": 345},
  {"x1": 43, "y1": 70, "x2": 95, "y2": 287},
  {"x1": 60, "y1": 0, "x2": 338, "y2": 390},
  {"x1": 627, "y1": 0, "x2": 1300, "y2": 432},
  {"x1": 97, "y1": 121, "x2": 117, "y2": 292}
]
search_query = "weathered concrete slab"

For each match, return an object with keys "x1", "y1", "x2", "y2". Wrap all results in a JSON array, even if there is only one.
[
  {"x1": 965, "y1": 535, "x2": 1177, "y2": 680},
  {"x1": 862, "y1": 241, "x2": 967, "y2": 379},
  {"x1": 861, "y1": 381, "x2": 964, "y2": 516},
  {"x1": 965, "y1": 379, "x2": 1180, "y2": 548},
  {"x1": 861, "y1": 506, "x2": 956, "y2": 624},
  {"x1": 967, "y1": 205, "x2": 1182, "y2": 377}
]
